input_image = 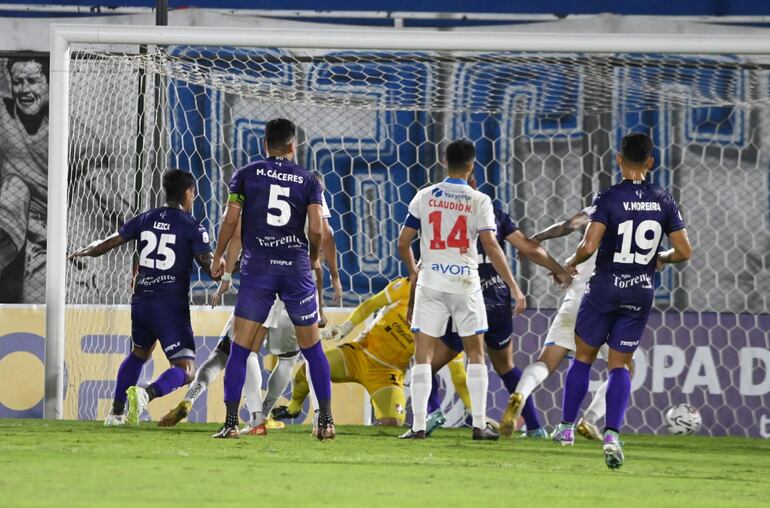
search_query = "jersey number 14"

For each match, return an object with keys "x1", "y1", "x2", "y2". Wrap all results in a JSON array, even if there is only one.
[{"x1": 428, "y1": 211, "x2": 469, "y2": 253}]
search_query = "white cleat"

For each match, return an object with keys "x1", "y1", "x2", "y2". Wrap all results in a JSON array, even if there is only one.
[
  {"x1": 126, "y1": 386, "x2": 149, "y2": 426},
  {"x1": 104, "y1": 414, "x2": 126, "y2": 426},
  {"x1": 577, "y1": 417, "x2": 602, "y2": 440}
]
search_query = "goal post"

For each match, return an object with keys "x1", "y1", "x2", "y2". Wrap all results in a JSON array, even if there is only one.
[{"x1": 46, "y1": 24, "x2": 770, "y2": 436}]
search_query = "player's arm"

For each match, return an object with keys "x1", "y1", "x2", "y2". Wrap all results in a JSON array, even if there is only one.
[
  {"x1": 564, "y1": 221, "x2": 606, "y2": 274},
  {"x1": 321, "y1": 280, "x2": 395, "y2": 341},
  {"x1": 479, "y1": 230, "x2": 526, "y2": 315},
  {"x1": 397, "y1": 224, "x2": 420, "y2": 322},
  {"x1": 210, "y1": 217, "x2": 241, "y2": 306},
  {"x1": 307, "y1": 203, "x2": 323, "y2": 269},
  {"x1": 531, "y1": 210, "x2": 590, "y2": 243},
  {"x1": 211, "y1": 202, "x2": 241, "y2": 278},
  {"x1": 314, "y1": 262, "x2": 327, "y2": 328},
  {"x1": 321, "y1": 218, "x2": 342, "y2": 305},
  {"x1": 68, "y1": 232, "x2": 127, "y2": 260},
  {"x1": 506, "y1": 230, "x2": 570, "y2": 287},
  {"x1": 658, "y1": 229, "x2": 692, "y2": 265}
]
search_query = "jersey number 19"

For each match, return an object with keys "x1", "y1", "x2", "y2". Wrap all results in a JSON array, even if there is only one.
[{"x1": 613, "y1": 219, "x2": 662, "y2": 265}]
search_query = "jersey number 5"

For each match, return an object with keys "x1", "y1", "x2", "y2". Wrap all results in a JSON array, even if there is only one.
[
  {"x1": 428, "y1": 211, "x2": 469, "y2": 253},
  {"x1": 267, "y1": 184, "x2": 291, "y2": 226},
  {"x1": 613, "y1": 219, "x2": 662, "y2": 265},
  {"x1": 139, "y1": 231, "x2": 176, "y2": 270}
]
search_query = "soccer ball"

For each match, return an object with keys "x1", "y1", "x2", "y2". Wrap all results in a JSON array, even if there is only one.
[{"x1": 664, "y1": 404, "x2": 702, "y2": 435}]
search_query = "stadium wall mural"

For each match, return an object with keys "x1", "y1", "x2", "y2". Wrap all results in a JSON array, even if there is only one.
[{"x1": 1, "y1": 307, "x2": 768, "y2": 437}]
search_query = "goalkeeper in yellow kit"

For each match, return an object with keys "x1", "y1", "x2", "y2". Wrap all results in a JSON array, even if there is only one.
[{"x1": 271, "y1": 276, "x2": 471, "y2": 428}]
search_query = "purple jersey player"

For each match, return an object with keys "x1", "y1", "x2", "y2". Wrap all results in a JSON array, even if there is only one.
[
  {"x1": 428, "y1": 173, "x2": 569, "y2": 439},
  {"x1": 68, "y1": 170, "x2": 215, "y2": 426},
  {"x1": 554, "y1": 133, "x2": 692, "y2": 469},
  {"x1": 210, "y1": 118, "x2": 335, "y2": 440}
]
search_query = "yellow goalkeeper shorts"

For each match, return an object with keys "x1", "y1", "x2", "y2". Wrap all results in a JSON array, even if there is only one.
[{"x1": 330, "y1": 342, "x2": 406, "y2": 424}]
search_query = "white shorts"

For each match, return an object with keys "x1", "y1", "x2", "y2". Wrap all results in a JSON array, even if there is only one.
[
  {"x1": 411, "y1": 285, "x2": 488, "y2": 338},
  {"x1": 264, "y1": 298, "x2": 298, "y2": 355},
  {"x1": 545, "y1": 282, "x2": 608, "y2": 361}
]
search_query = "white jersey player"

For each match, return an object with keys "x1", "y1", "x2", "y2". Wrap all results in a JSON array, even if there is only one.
[
  {"x1": 502, "y1": 207, "x2": 626, "y2": 440},
  {"x1": 397, "y1": 139, "x2": 526, "y2": 441}
]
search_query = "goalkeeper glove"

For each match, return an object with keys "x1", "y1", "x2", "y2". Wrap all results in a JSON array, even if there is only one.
[{"x1": 321, "y1": 320, "x2": 354, "y2": 341}]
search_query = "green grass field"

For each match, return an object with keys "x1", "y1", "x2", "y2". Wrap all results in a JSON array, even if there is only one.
[{"x1": 1, "y1": 420, "x2": 768, "y2": 508}]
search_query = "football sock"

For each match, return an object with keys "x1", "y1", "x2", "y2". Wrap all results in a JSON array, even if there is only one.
[
  {"x1": 243, "y1": 352, "x2": 263, "y2": 424},
  {"x1": 410, "y1": 363, "x2": 431, "y2": 432},
  {"x1": 466, "y1": 363, "x2": 489, "y2": 430},
  {"x1": 113, "y1": 353, "x2": 145, "y2": 414},
  {"x1": 427, "y1": 375, "x2": 441, "y2": 414},
  {"x1": 147, "y1": 366, "x2": 186, "y2": 400},
  {"x1": 288, "y1": 362, "x2": 310, "y2": 415},
  {"x1": 305, "y1": 362, "x2": 320, "y2": 413},
  {"x1": 501, "y1": 367, "x2": 542, "y2": 430},
  {"x1": 448, "y1": 355, "x2": 472, "y2": 411},
  {"x1": 515, "y1": 361, "x2": 549, "y2": 400},
  {"x1": 184, "y1": 349, "x2": 227, "y2": 403},
  {"x1": 584, "y1": 378, "x2": 609, "y2": 424},
  {"x1": 561, "y1": 359, "x2": 591, "y2": 424},
  {"x1": 301, "y1": 341, "x2": 331, "y2": 414},
  {"x1": 263, "y1": 352, "x2": 299, "y2": 415},
  {"x1": 223, "y1": 342, "x2": 250, "y2": 406},
  {"x1": 604, "y1": 368, "x2": 631, "y2": 433}
]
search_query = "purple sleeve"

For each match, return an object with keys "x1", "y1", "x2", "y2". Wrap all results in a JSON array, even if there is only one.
[
  {"x1": 665, "y1": 194, "x2": 686, "y2": 234},
  {"x1": 193, "y1": 223, "x2": 211, "y2": 255},
  {"x1": 498, "y1": 209, "x2": 518, "y2": 237},
  {"x1": 307, "y1": 174, "x2": 323, "y2": 206},
  {"x1": 118, "y1": 215, "x2": 139, "y2": 241},
  {"x1": 228, "y1": 168, "x2": 246, "y2": 206},
  {"x1": 588, "y1": 192, "x2": 609, "y2": 226}
]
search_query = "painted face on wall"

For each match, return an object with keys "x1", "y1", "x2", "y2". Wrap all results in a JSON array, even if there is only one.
[{"x1": 10, "y1": 61, "x2": 49, "y2": 117}]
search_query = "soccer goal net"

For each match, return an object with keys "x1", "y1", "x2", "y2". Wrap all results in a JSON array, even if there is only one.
[{"x1": 49, "y1": 26, "x2": 770, "y2": 436}]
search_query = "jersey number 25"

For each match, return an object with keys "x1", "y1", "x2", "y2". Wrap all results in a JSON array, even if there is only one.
[{"x1": 139, "y1": 231, "x2": 176, "y2": 270}]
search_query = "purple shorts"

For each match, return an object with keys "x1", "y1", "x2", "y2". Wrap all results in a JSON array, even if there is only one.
[
  {"x1": 439, "y1": 307, "x2": 513, "y2": 353},
  {"x1": 235, "y1": 273, "x2": 318, "y2": 326},
  {"x1": 131, "y1": 297, "x2": 195, "y2": 360},
  {"x1": 574, "y1": 288, "x2": 653, "y2": 354}
]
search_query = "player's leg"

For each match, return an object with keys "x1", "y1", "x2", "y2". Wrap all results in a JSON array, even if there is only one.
[
  {"x1": 159, "y1": 315, "x2": 234, "y2": 427},
  {"x1": 282, "y1": 276, "x2": 335, "y2": 440},
  {"x1": 601, "y1": 305, "x2": 648, "y2": 469},
  {"x1": 554, "y1": 298, "x2": 611, "y2": 446},
  {"x1": 128, "y1": 315, "x2": 197, "y2": 425},
  {"x1": 276, "y1": 345, "x2": 353, "y2": 419},
  {"x1": 401, "y1": 286, "x2": 450, "y2": 439},
  {"x1": 577, "y1": 345, "x2": 630, "y2": 440},
  {"x1": 110, "y1": 304, "x2": 157, "y2": 426},
  {"x1": 551, "y1": 336, "x2": 600, "y2": 446},
  {"x1": 241, "y1": 350, "x2": 265, "y2": 434},
  {"x1": 425, "y1": 332, "x2": 462, "y2": 433},
  {"x1": 454, "y1": 290, "x2": 496, "y2": 440},
  {"x1": 262, "y1": 351, "x2": 300, "y2": 420},
  {"x1": 214, "y1": 283, "x2": 272, "y2": 438},
  {"x1": 490, "y1": 342, "x2": 545, "y2": 438},
  {"x1": 107, "y1": 342, "x2": 152, "y2": 426},
  {"x1": 369, "y1": 383, "x2": 406, "y2": 427},
  {"x1": 513, "y1": 298, "x2": 579, "y2": 412}
]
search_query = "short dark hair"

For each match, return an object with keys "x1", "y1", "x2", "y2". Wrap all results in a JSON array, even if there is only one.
[
  {"x1": 264, "y1": 118, "x2": 296, "y2": 153},
  {"x1": 6, "y1": 56, "x2": 49, "y2": 83},
  {"x1": 163, "y1": 169, "x2": 195, "y2": 204},
  {"x1": 445, "y1": 139, "x2": 476, "y2": 170},
  {"x1": 621, "y1": 132, "x2": 653, "y2": 164}
]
